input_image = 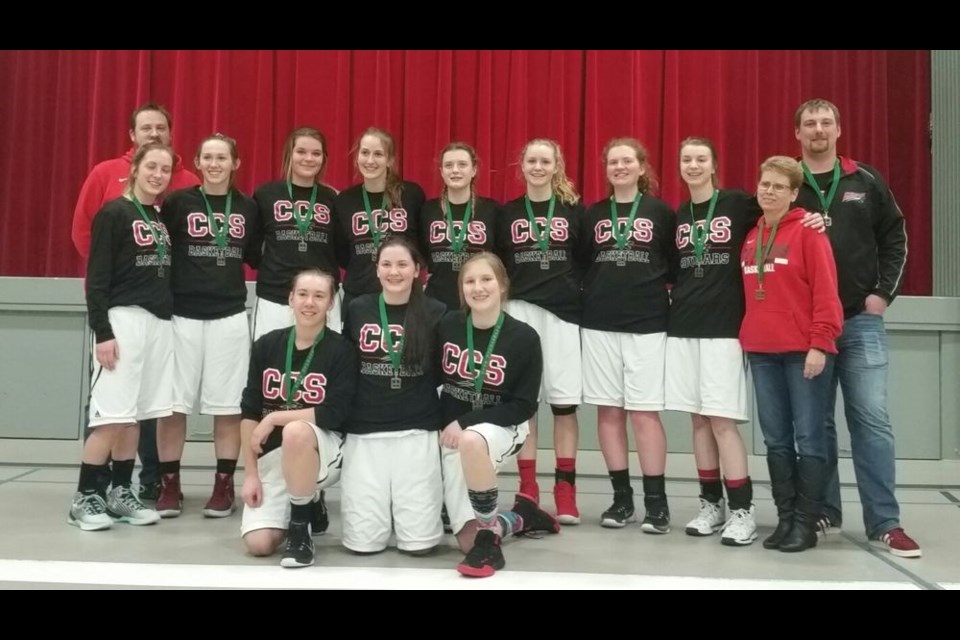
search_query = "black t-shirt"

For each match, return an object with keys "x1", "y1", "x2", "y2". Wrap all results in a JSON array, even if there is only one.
[
  {"x1": 439, "y1": 311, "x2": 542, "y2": 429},
  {"x1": 240, "y1": 327, "x2": 357, "y2": 456},
  {"x1": 86, "y1": 197, "x2": 173, "y2": 342},
  {"x1": 345, "y1": 293, "x2": 446, "y2": 434},
  {"x1": 335, "y1": 181, "x2": 425, "y2": 297},
  {"x1": 253, "y1": 180, "x2": 341, "y2": 305},
  {"x1": 421, "y1": 196, "x2": 499, "y2": 310},
  {"x1": 161, "y1": 186, "x2": 260, "y2": 320},
  {"x1": 668, "y1": 189, "x2": 760, "y2": 339},
  {"x1": 495, "y1": 196, "x2": 583, "y2": 324},
  {"x1": 579, "y1": 195, "x2": 676, "y2": 334}
]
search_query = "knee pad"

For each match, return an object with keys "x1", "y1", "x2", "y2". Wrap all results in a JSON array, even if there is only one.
[{"x1": 550, "y1": 404, "x2": 578, "y2": 416}]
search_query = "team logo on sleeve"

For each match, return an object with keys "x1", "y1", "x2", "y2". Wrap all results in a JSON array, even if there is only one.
[{"x1": 262, "y1": 368, "x2": 327, "y2": 405}]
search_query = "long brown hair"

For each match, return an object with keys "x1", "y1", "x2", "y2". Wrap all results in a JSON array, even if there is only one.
[
  {"x1": 678, "y1": 136, "x2": 719, "y2": 188},
  {"x1": 195, "y1": 133, "x2": 240, "y2": 189},
  {"x1": 356, "y1": 127, "x2": 404, "y2": 208},
  {"x1": 281, "y1": 127, "x2": 328, "y2": 183},
  {"x1": 438, "y1": 141, "x2": 478, "y2": 220},
  {"x1": 376, "y1": 235, "x2": 432, "y2": 371}
]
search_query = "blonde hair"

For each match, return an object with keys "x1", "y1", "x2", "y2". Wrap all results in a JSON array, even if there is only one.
[
  {"x1": 125, "y1": 142, "x2": 174, "y2": 197},
  {"x1": 519, "y1": 138, "x2": 580, "y2": 205},
  {"x1": 457, "y1": 252, "x2": 510, "y2": 310},
  {"x1": 759, "y1": 156, "x2": 803, "y2": 190}
]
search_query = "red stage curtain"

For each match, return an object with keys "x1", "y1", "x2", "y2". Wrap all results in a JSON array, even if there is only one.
[{"x1": 0, "y1": 50, "x2": 930, "y2": 294}]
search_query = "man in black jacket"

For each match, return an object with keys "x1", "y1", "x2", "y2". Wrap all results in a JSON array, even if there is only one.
[{"x1": 793, "y1": 98, "x2": 920, "y2": 558}]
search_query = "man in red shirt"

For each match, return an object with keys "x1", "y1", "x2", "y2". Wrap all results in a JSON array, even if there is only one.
[{"x1": 72, "y1": 101, "x2": 200, "y2": 501}]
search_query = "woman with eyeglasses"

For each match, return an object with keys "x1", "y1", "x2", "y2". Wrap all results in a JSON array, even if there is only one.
[{"x1": 740, "y1": 156, "x2": 842, "y2": 553}]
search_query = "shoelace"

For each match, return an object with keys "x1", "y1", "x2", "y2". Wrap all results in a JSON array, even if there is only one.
[
  {"x1": 81, "y1": 494, "x2": 107, "y2": 515},
  {"x1": 115, "y1": 488, "x2": 147, "y2": 512},
  {"x1": 605, "y1": 502, "x2": 633, "y2": 518},
  {"x1": 722, "y1": 509, "x2": 751, "y2": 532},
  {"x1": 693, "y1": 500, "x2": 719, "y2": 523},
  {"x1": 289, "y1": 536, "x2": 312, "y2": 553},
  {"x1": 287, "y1": 523, "x2": 312, "y2": 552}
]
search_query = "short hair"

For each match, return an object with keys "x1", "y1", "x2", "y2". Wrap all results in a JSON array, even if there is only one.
[
  {"x1": 759, "y1": 156, "x2": 803, "y2": 190},
  {"x1": 129, "y1": 102, "x2": 172, "y2": 132},
  {"x1": 794, "y1": 99, "x2": 841, "y2": 128}
]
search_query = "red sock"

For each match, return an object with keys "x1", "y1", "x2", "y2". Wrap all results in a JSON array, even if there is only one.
[
  {"x1": 556, "y1": 457, "x2": 576, "y2": 474},
  {"x1": 724, "y1": 476, "x2": 748, "y2": 489},
  {"x1": 518, "y1": 459, "x2": 537, "y2": 487},
  {"x1": 697, "y1": 468, "x2": 721, "y2": 482},
  {"x1": 698, "y1": 468, "x2": 723, "y2": 503}
]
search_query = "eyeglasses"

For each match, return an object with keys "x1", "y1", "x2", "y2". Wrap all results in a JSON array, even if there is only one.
[{"x1": 758, "y1": 181, "x2": 792, "y2": 194}]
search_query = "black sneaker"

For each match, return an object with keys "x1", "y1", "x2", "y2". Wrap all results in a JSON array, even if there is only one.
[
  {"x1": 281, "y1": 521, "x2": 315, "y2": 568},
  {"x1": 600, "y1": 494, "x2": 637, "y2": 529},
  {"x1": 457, "y1": 529, "x2": 504, "y2": 578},
  {"x1": 311, "y1": 491, "x2": 328, "y2": 536},
  {"x1": 512, "y1": 493, "x2": 561, "y2": 535},
  {"x1": 641, "y1": 497, "x2": 671, "y2": 534},
  {"x1": 138, "y1": 481, "x2": 161, "y2": 502}
]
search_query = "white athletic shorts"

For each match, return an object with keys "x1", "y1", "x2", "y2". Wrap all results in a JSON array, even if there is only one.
[
  {"x1": 240, "y1": 423, "x2": 345, "y2": 535},
  {"x1": 340, "y1": 429, "x2": 443, "y2": 553},
  {"x1": 442, "y1": 421, "x2": 529, "y2": 535},
  {"x1": 89, "y1": 306, "x2": 173, "y2": 427}
]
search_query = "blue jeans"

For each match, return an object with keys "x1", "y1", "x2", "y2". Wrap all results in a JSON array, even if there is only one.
[
  {"x1": 823, "y1": 312, "x2": 900, "y2": 539},
  {"x1": 748, "y1": 352, "x2": 834, "y2": 462}
]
